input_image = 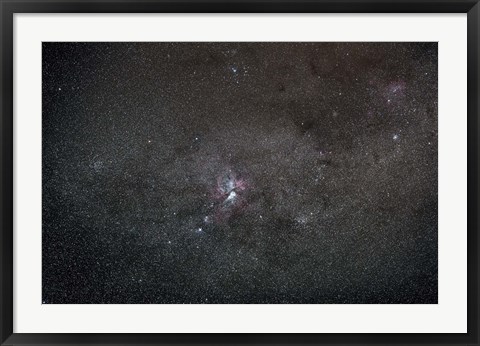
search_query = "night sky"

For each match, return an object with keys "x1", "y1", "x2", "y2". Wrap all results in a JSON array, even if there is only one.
[{"x1": 42, "y1": 42, "x2": 437, "y2": 304}]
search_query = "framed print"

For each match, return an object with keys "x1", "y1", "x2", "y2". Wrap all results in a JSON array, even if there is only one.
[{"x1": 1, "y1": 1, "x2": 479, "y2": 345}]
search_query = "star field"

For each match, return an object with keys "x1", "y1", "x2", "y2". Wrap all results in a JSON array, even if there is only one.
[{"x1": 42, "y1": 42, "x2": 437, "y2": 304}]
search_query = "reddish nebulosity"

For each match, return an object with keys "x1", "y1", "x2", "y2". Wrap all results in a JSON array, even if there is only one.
[{"x1": 209, "y1": 169, "x2": 249, "y2": 224}]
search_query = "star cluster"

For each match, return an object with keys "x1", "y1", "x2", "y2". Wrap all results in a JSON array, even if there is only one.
[{"x1": 42, "y1": 42, "x2": 437, "y2": 304}]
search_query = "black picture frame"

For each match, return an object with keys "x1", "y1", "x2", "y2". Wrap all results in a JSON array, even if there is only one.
[{"x1": 1, "y1": 0, "x2": 478, "y2": 345}]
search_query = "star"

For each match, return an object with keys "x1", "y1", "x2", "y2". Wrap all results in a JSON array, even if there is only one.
[{"x1": 42, "y1": 42, "x2": 438, "y2": 304}]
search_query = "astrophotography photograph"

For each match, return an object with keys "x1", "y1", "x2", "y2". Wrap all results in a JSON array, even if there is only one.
[{"x1": 42, "y1": 42, "x2": 438, "y2": 304}]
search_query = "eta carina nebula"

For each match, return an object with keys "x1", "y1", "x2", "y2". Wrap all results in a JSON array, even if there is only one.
[
  {"x1": 211, "y1": 169, "x2": 249, "y2": 224},
  {"x1": 42, "y1": 42, "x2": 438, "y2": 304}
]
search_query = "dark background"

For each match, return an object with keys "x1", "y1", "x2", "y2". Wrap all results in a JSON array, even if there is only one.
[{"x1": 42, "y1": 42, "x2": 437, "y2": 304}]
